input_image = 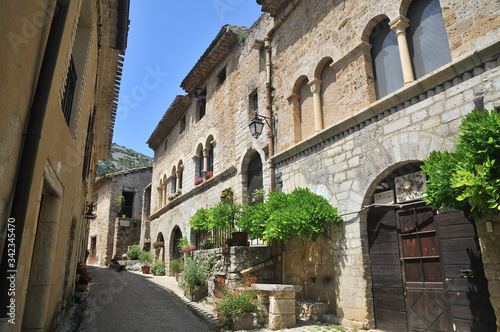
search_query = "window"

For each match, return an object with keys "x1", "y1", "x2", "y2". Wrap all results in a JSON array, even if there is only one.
[
  {"x1": 217, "y1": 66, "x2": 227, "y2": 85},
  {"x1": 207, "y1": 144, "x2": 214, "y2": 173},
  {"x1": 198, "y1": 88, "x2": 206, "y2": 120},
  {"x1": 407, "y1": 0, "x2": 451, "y2": 79},
  {"x1": 178, "y1": 168, "x2": 183, "y2": 190},
  {"x1": 252, "y1": 92, "x2": 258, "y2": 114},
  {"x1": 370, "y1": 18, "x2": 404, "y2": 99},
  {"x1": 198, "y1": 154, "x2": 204, "y2": 177},
  {"x1": 164, "y1": 139, "x2": 168, "y2": 152},
  {"x1": 180, "y1": 115, "x2": 186, "y2": 133},
  {"x1": 247, "y1": 152, "x2": 263, "y2": 206},
  {"x1": 61, "y1": 55, "x2": 77, "y2": 125}
]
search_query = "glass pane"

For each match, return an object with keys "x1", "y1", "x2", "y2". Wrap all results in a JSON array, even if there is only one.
[
  {"x1": 370, "y1": 18, "x2": 404, "y2": 99},
  {"x1": 423, "y1": 258, "x2": 442, "y2": 282},
  {"x1": 406, "y1": 260, "x2": 424, "y2": 282},
  {"x1": 420, "y1": 233, "x2": 439, "y2": 256},
  {"x1": 407, "y1": 0, "x2": 452, "y2": 79}
]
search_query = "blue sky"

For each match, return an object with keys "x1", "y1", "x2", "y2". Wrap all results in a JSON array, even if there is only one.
[{"x1": 112, "y1": 1, "x2": 263, "y2": 157}]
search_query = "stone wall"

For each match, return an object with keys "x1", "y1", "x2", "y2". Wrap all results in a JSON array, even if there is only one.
[
  {"x1": 272, "y1": 48, "x2": 500, "y2": 327},
  {"x1": 475, "y1": 215, "x2": 500, "y2": 329},
  {"x1": 89, "y1": 167, "x2": 151, "y2": 265},
  {"x1": 192, "y1": 246, "x2": 276, "y2": 296}
]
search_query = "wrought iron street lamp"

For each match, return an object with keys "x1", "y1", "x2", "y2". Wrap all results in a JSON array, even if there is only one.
[{"x1": 248, "y1": 111, "x2": 274, "y2": 139}]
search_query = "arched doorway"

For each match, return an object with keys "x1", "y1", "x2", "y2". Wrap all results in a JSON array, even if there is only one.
[
  {"x1": 367, "y1": 163, "x2": 496, "y2": 331},
  {"x1": 171, "y1": 226, "x2": 183, "y2": 260},
  {"x1": 155, "y1": 232, "x2": 165, "y2": 262},
  {"x1": 246, "y1": 152, "x2": 263, "y2": 206}
]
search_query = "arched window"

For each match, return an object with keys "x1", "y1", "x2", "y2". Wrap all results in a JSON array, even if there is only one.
[
  {"x1": 299, "y1": 78, "x2": 314, "y2": 138},
  {"x1": 370, "y1": 18, "x2": 404, "y2": 99},
  {"x1": 247, "y1": 152, "x2": 263, "y2": 206},
  {"x1": 407, "y1": 0, "x2": 451, "y2": 79}
]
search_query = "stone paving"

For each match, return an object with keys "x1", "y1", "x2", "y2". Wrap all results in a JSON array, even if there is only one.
[{"x1": 136, "y1": 268, "x2": 385, "y2": 332}]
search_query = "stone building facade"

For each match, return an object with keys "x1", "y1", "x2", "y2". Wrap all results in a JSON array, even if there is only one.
[
  {"x1": 0, "y1": 0, "x2": 129, "y2": 330},
  {"x1": 88, "y1": 166, "x2": 152, "y2": 266},
  {"x1": 146, "y1": 0, "x2": 499, "y2": 330}
]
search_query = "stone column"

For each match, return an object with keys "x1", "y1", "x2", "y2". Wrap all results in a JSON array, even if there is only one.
[
  {"x1": 202, "y1": 148, "x2": 209, "y2": 173},
  {"x1": 162, "y1": 183, "x2": 166, "y2": 206},
  {"x1": 255, "y1": 284, "x2": 302, "y2": 330},
  {"x1": 389, "y1": 16, "x2": 414, "y2": 85},
  {"x1": 176, "y1": 170, "x2": 182, "y2": 191},
  {"x1": 288, "y1": 93, "x2": 302, "y2": 143},
  {"x1": 308, "y1": 79, "x2": 323, "y2": 131}
]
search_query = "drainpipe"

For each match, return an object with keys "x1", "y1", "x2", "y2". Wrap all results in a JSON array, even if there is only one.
[
  {"x1": 262, "y1": 0, "x2": 301, "y2": 284},
  {"x1": 264, "y1": 37, "x2": 275, "y2": 191},
  {"x1": 0, "y1": 0, "x2": 70, "y2": 318}
]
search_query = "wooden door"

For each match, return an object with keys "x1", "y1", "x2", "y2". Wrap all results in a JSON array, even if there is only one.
[{"x1": 397, "y1": 206, "x2": 451, "y2": 331}]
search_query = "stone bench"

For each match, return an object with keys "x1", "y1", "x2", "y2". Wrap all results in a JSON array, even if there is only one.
[{"x1": 254, "y1": 284, "x2": 302, "y2": 330}]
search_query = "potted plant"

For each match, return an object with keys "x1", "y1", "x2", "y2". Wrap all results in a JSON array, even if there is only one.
[
  {"x1": 151, "y1": 261, "x2": 166, "y2": 276},
  {"x1": 76, "y1": 262, "x2": 93, "y2": 291},
  {"x1": 125, "y1": 244, "x2": 141, "y2": 260},
  {"x1": 195, "y1": 95, "x2": 206, "y2": 106},
  {"x1": 213, "y1": 275, "x2": 260, "y2": 330},
  {"x1": 139, "y1": 250, "x2": 154, "y2": 274},
  {"x1": 202, "y1": 238, "x2": 214, "y2": 249},
  {"x1": 183, "y1": 257, "x2": 207, "y2": 301},
  {"x1": 170, "y1": 257, "x2": 184, "y2": 278},
  {"x1": 202, "y1": 170, "x2": 213, "y2": 180},
  {"x1": 117, "y1": 195, "x2": 126, "y2": 217},
  {"x1": 153, "y1": 241, "x2": 164, "y2": 250}
]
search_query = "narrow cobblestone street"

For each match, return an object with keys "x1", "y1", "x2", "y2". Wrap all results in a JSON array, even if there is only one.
[
  {"x1": 76, "y1": 265, "x2": 215, "y2": 331},
  {"x1": 73, "y1": 265, "x2": 384, "y2": 332}
]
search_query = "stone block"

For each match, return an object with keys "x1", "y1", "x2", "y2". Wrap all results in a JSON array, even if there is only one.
[
  {"x1": 268, "y1": 313, "x2": 296, "y2": 330},
  {"x1": 269, "y1": 298, "x2": 296, "y2": 314}
]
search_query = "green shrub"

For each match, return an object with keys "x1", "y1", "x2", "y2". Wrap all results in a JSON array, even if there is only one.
[
  {"x1": 126, "y1": 244, "x2": 141, "y2": 260},
  {"x1": 170, "y1": 258, "x2": 184, "y2": 274},
  {"x1": 151, "y1": 261, "x2": 165, "y2": 275},
  {"x1": 138, "y1": 250, "x2": 153, "y2": 267},
  {"x1": 213, "y1": 275, "x2": 261, "y2": 328},
  {"x1": 189, "y1": 207, "x2": 210, "y2": 231},
  {"x1": 422, "y1": 109, "x2": 500, "y2": 219},
  {"x1": 183, "y1": 258, "x2": 207, "y2": 297},
  {"x1": 238, "y1": 187, "x2": 342, "y2": 243}
]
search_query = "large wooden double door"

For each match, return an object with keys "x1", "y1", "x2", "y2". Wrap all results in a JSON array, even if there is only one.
[{"x1": 368, "y1": 205, "x2": 496, "y2": 331}]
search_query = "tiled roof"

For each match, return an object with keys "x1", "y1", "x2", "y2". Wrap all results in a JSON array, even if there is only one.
[
  {"x1": 146, "y1": 94, "x2": 191, "y2": 150},
  {"x1": 256, "y1": 0, "x2": 290, "y2": 17},
  {"x1": 180, "y1": 25, "x2": 248, "y2": 94}
]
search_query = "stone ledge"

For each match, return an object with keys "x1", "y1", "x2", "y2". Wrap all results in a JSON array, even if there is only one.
[{"x1": 254, "y1": 284, "x2": 302, "y2": 292}]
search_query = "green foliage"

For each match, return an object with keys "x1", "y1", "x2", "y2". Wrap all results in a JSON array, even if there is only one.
[
  {"x1": 151, "y1": 261, "x2": 165, "y2": 275},
  {"x1": 96, "y1": 143, "x2": 153, "y2": 177},
  {"x1": 189, "y1": 207, "x2": 210, "y2": 231},
  {"x1": 183, "y1": 258, "x2": 207, "y2": 296},
  {"x1": 209, "y1": 202, "x2": 242, "y2": 229},
  {"x1": 117, "y1": 195, "x2": 126, "y2": 214},
  {"x1": 238, "y1": 188, "x2": 342, "y2": 243},
  {"x1": 138, "y1": 250, "x2": 154, "y2": 267},
  {"x1": 170, "y1": 258, "x2": 184, "y2": 274},
  {"x1": 213, "y1": 275, "x2": 261, "y2": 328},
  {"x1": 126, "y1": 244, "x2": 141, "y2": 260},
  {"x1": 422, "y1": 109, "x2": 500, "y2": 219},
  {"x1": 178, "y1": 236, "x2": 192, "y2": 253}
]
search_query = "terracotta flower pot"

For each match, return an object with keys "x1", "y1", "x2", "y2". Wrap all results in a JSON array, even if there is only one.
[{"x1": 142, "y1": 266, "x2": 151, "y2": 274}]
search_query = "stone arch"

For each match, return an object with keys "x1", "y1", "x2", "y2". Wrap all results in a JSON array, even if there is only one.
[
  {"x1": 169, "y1": 225, "x2": 183, "y2": 260},
  {"x1": 155, "y1": 232, "x2": 165, "y2": 261},
  {"x1": 399, "y1": 0, "x2": 413, "y2": 17},
  {"x1": 238, "y1": 147, "x2": 267, "y2": 200},
  {"x1": 346, "y1": 131, "x2": 455, "y2": 216},
  {"x1": 194, "y1": 142, "x2": 204, "y2": 178},
  {"x1": 361, "y1": 14, "x2": 390, "y2": 44}
]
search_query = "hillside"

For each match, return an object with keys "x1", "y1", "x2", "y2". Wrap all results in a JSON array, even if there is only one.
[{"x1": 96, "y1": 143, "x2": 153, "y2": 177}]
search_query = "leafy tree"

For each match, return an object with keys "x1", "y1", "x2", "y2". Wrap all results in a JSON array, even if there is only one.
[{"x1": 421, "y1": 109, "x2": 500, "y2": 219}]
